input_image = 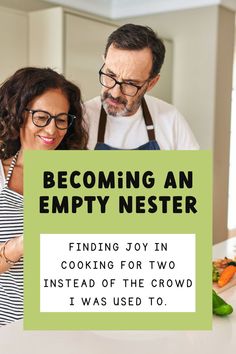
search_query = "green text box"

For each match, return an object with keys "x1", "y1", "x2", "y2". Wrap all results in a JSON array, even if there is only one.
[{"x1": 24, "y1": 151, "x2": 212, "y2": 330}]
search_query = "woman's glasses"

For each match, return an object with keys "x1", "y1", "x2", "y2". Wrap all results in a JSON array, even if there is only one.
[{"x1": 25, "y1": 109, "x2": 76, "y2": 130}]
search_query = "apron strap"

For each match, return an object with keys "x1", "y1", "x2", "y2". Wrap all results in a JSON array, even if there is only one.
[
  {"x1": 141, "y1": 98, "x2": 156, "y2": 141},
  {"x1": 5, "y1": 151, "x2": 19, "y2": 186},
  {"x1": 97, "y1": 106, "x2": 107, "y2": 144},
  {"x1": 97, "y1": 97, "x2": 156, "y2": 143}
]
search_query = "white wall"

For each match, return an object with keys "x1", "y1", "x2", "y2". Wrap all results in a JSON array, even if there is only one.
[
  {"x1": 228, "y1": 13, "x2": 236, "y2": 233},
  {"x1": 213, "y1": 6, "x2": 235, "y2": 243}
]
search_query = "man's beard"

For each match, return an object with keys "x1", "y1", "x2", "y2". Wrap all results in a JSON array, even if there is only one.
[{"x1": 101, "y1": 92, "x2": 143, "y2": 117}]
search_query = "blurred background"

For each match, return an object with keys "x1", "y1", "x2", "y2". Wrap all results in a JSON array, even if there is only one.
[{"x1": 0, "y1": 0, "x2": 235, "y2": 244}]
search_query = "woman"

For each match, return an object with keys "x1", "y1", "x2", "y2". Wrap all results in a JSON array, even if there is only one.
[{"x1": 0, "y1": 67, "x2": 87, "y2": 326}]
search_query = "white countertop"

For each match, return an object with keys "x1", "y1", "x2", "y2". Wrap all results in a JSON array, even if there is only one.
[{"x1": 1, "y1": 237, "x2": 236, "y2": 354}]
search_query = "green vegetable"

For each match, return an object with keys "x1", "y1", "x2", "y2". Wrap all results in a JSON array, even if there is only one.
[
  {"x1": 212, "y1": 289, "x2": 233, "y2": 316},
  {"x1": 227, "y1": 261, "x2": 236, "y2": 267},
  {"x1": 212, "y1": 264, "x2": 220, "y2": 282}
]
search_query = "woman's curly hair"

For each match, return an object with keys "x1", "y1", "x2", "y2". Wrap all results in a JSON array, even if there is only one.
[{"x1": 0, "y1": 67, "x2": 88, "y2": 159}]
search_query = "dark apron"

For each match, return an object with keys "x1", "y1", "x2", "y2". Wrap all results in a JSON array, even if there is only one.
[{"x1": 95, "y1": 98, "x2": 161, "y2": 150}]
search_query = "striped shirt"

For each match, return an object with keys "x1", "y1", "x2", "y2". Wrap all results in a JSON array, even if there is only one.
[{"x1": 0, "y1": 153, "x2": 23, "y2": 326}]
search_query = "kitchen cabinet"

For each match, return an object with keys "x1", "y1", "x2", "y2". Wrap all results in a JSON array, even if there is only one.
[{"x1": 0, "y1": 6, "x2": 28, "y2": 83}]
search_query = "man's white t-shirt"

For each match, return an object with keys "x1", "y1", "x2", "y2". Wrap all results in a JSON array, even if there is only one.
[{"x1": 84, "y1": 95, "x2": 199, "y2": 150}]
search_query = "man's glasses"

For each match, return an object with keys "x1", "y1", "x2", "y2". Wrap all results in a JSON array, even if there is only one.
[
  {"x1": 25, "y1": 109, "x2": 76, "y2": 130},
  {"x1": 99, "y1": 64, "x2": 149, "y2": 97}
]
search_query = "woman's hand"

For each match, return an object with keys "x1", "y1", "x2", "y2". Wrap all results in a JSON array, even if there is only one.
[
  {"x1": 0, "y1": 235, "x2": 23, "y2": 274},
  {"x1": 14, "y1": 235, "x2": 24, "y2": 258}
]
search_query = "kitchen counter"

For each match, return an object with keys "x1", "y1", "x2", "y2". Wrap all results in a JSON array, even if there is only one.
[{"x1": 0, "y1": 237, "x2": 236, "y2": 354}]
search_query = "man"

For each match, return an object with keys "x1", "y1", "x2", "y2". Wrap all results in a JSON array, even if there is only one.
[{"x1": 85, "y1": 23, "x2": 199, "y2": 150}]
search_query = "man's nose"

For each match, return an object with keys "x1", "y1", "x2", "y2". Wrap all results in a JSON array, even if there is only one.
[{"x1": 109, "y1": 82, "x2": 122, "y2": 98}]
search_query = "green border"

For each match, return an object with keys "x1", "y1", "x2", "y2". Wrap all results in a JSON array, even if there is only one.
[{"x1": 24, "y1": 151, "x2": 212, "y2": 330}]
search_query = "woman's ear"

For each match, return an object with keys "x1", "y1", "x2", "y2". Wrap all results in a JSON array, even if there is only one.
[{"x1": 146, "y1": 74, "x2": 160, "y2": 92}]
